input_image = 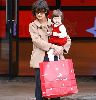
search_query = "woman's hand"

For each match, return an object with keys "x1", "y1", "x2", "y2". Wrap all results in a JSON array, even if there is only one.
[{"x1": 51, "y1": 44, "x2": 63, "y2": 55}]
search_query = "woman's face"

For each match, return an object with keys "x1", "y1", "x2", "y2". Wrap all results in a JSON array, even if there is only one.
[{"x1": 35, "y1": 10, "x2": 46, "y2": 20}]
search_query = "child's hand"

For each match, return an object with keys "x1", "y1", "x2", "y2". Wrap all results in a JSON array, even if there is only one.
[
  {"x1": 47, "y1": 32, "x2": 52, "y2": 36},
  {"x1": 51, "y1": 44, "x2": 63, "y2": 55}
]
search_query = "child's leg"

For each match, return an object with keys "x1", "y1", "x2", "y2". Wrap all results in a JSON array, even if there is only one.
[
  {"x1": 47, "y1": 49, "x2": 54, "y2": 61},
  {"x1": 54, "y1": 55, "x2": 59, "y2": 61}
]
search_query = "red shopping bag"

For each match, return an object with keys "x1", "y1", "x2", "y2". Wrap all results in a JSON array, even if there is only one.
[{"x1": 39, "y1": 59, "x2": 78, "y2": 98}]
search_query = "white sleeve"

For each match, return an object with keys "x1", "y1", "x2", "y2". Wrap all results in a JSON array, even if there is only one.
[{"x1": 59, "y1": 25, "x2": 67, "y2": 38}]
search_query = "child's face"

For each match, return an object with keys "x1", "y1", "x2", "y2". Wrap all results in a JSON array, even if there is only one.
[{"x1": 53, "y1": 16, "x2": 62, "y2": 25}]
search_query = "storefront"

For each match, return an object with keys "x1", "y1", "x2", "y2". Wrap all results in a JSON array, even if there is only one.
[{"x1": 0, "y1": 0, "x2": 96, "y2": 79}]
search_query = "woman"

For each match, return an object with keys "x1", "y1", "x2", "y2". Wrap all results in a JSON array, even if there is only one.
[{"x1": 29, "y1": 0, "x2": 71, "y2": 100}]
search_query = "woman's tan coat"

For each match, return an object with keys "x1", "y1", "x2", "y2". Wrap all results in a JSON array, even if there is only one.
[{"x1": 29, "y1": 19, "x2": 71, "y2": 68}]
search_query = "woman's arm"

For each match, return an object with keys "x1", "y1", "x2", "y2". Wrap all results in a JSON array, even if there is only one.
[
  {"x1": 29, "y1": 23, "x2": 52, "y2": 51},
  {"x1": 63, "y1": 35, "x2": 71, "y2": 54}
]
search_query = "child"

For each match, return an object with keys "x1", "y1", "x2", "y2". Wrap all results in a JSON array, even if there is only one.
[{"x1": 47, "y1": 9, "x2": 68, "y2": 61}]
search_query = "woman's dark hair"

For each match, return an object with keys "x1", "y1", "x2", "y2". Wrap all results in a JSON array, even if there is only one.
[
  {"x1": 52, "y1": 9, "x2": 64, "y2": 23},
  {"x1": 32, "y1": 0, "x2": 49, "y2": 16}
]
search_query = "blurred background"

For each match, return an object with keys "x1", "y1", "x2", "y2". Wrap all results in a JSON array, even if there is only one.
[{"x1": 0, "y1": 0, "x2": 96, "y2": 79}]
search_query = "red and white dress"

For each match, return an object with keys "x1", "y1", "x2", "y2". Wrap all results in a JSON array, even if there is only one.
[{"x1": 48, "y1": 24, "x2": 67, "y2": 46}]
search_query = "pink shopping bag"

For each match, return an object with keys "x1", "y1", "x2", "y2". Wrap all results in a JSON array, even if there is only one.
[{"x1": 39, "y1": 59, "x2": 78, "y2": 98}]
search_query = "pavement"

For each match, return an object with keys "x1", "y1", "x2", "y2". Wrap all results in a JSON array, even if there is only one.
[{"x1": 0, "y1": 76, "x2": 96, "y2": 100}]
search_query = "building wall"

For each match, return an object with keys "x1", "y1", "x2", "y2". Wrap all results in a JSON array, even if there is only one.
[{"x1": 0, "y1": 0, "x2": 96, "y2": 76}]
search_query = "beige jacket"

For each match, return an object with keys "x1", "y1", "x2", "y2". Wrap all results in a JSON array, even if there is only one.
[{"x1": 29, "y1": 19, "x2": 71, "y2": 68}]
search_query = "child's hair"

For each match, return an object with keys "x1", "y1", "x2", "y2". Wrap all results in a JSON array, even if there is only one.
[
  {"x1": 32, "y1": 0, "x2": 49, "y2": 16},
  {"x1": 52, "y1": 9, "x2": 64, "y2": 23}
]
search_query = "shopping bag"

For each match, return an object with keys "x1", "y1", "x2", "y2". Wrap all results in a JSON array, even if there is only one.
[{"x1": 39, "y1": 59, "x2": 78, "y2": 98}]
